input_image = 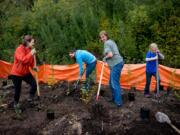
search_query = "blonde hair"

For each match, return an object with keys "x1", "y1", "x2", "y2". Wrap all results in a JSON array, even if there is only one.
[
  {"x1": 149, "y1": 43, "x2": 158, "y2": 51},
  {"x1": 99, "y1": 30, "x2": 109, "y2": 39}
]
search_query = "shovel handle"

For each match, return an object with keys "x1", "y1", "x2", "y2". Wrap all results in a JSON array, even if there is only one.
[
  {"x1": 34, "y1": 55, "x2": 40, "y2": 97},
  {"x1": 156, "y1": 52, "x2": 159, "y2": 95},
  {"x1": 168, "y1": 123, "x2": 180, "y2": 134},
  {"x1": 96, "y1": 62, "x2": 105, "y2": 101},
  {"x1": 74, "y1": 79, "x2": 80, "y2": 89},
  {"x1": 74, "y1": 68, "x2": 86, "y2": 89}
]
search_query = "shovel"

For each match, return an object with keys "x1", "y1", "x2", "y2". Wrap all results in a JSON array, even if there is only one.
[
  {"x1": 33, "y1": 55, "x2": 43, "y2": 110},
  {"x1": 66, "y1": 68, "x2": 86, "y2": 96},
  {"x1": 155, "y1": 112, "x2": 180, "y2": 134},
  {"x1": 73, "y1": 68, "x2": 86, "y2": 90},
  {"x1": 96, "y1": 62, "x2": 105, "y2": 101},
  {"x1": 34, "y1": 55, "x2": 40, "y2": 99},
  {"x1": 156, "y1": 52, "x2": 160, "y2": 96},
  {"x1": 73, "y1": 78, "x2": 81, "y2": 91}
]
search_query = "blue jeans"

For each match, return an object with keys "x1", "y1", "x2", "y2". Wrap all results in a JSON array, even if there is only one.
[
  {"x1": 85, "y1": 60, "x2": 97, "y2": 90},
  {"x1": 109, "y1": 61, "x2": 124, "y2": 106},
  {"x1": 144, "y1": 72, "x2": 160, "y2": 95}
]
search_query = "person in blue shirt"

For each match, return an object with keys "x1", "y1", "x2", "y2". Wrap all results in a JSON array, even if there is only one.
[
  {"x1": 69, "y1": 50, "x2": 96, "y2": 91},
  {"x1": 144, "y1": 43, "x2": 164, "y2": 98}
]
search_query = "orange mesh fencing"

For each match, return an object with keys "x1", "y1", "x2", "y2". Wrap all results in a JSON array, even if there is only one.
[
  {"x1": 96, "y1": 61, "x2": 180, "y2": 91},
  {"x1": 0, "y1": 60, "x2": 180, "y2": 91},
  {"x1": 0, "y1": 60, "x2": 85, "y2": 84},
  {"x1": 34, "y1": 64, "x2": 86, "y2": 85},
  {"x1": 0, "y1": 60, "x2": 12, "y2": 78}
]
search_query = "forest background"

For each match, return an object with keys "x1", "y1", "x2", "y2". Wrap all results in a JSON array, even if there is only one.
[{"x1": 0, "y1": 0, "x2": 179, "y2": 67}]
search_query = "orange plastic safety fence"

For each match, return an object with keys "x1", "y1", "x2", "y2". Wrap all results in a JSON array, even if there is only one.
[
  {"x1": 0, "y1": 60, "x2": 12, "y2": 78},
  {"x1": 96, "y1": 61, "x2": 180, "y2": 91},
  {"x1": 0, "y1": 60, "x2": 180, "y2": 91}
]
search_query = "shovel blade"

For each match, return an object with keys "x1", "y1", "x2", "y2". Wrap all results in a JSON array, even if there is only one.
[
  {"x1": 96, "y1": 95, "x2": 99, "y2": 101},
  {"x1": 155, "y1": 112, "x2": 171, "y2": 123}
]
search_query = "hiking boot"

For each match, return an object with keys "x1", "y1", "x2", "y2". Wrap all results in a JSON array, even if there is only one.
[
  {"x1": 27, "y1": 95, "x2": 34, "y2": 102},
  {"x1": 117, "y1": 104, "x2": 122, "y2": 108},
  {"x1": 144, "y1": 94, "x2": 151, "y2": 98},
  {"x1": 154, "y1": 93, "x2": 161, "y2": 98},
  {"x1": 14, "y1": 103, "x2": 22, "y2": 114}
]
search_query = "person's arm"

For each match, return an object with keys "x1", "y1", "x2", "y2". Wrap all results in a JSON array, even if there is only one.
[
  {"x1": 105, "y1": 52, "x2": 113, "y2": 59},
  {"x1": 32, "y1": 55, "x2": 39, "y2": 72},
  {"x1": 145, "y1": 56, "x2": 157, "y2": 62},
  {"x1": 103, "y1": 43, "x2": 113, "y2": 60},
  {"x1": 76, "y1": 56, "x2": 83, "y2": 77},
  {"x1": 157, "y1": 50, "x2": 165, "y2": 59},
  {"x1": 15, "y1": 47, "x2": 34, "y2": 64},
  {"x1": 145, "y1": 51, "x2": 158, "y2": 62}
]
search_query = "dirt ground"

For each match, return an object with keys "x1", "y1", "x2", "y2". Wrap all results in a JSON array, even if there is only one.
[{"x1": 0, "y1": 79, "x2": 179, "y2": 135}]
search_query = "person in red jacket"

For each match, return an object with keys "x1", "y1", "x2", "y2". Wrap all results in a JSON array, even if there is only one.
[{"x1": 11, "y1": 35, "x2": 37, "y2": 111}]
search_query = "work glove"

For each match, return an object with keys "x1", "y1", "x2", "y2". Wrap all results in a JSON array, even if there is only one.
[
  {"x1": 33, "y1": 67, "x2": 39, "y2": 72},
  {"x1": 103, "y1": 57, "x2": 107, "y2": 62},
  {"x1": 154, "y1": 55, "x2": 158, "y2": 60},
  {"x1": 31, "y1": 48, "x2": 36, "y2": 55},
  {"x1": 156, "y1": 49, "x2": 160, "y2": 54},
  {"x1": 78, "y1": 75, "x2": 82, "y2": 80}
]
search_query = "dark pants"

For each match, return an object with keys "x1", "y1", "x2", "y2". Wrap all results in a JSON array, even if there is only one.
[
  {"x1": 85, "y1": 60, "x2": 97, "y2": 89},
  {"x1": 144, "y1": 72, "x2": 160, "y2": 95},
  {"x1": 109, "y1": 61, "x2": 124, "y2": 106},
  {"x1": 12, "y1": 73, "x2": 37, "y2": 104}
]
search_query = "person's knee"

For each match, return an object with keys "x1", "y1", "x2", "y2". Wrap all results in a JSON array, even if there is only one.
[
  {"x1": 111, "y1": 82, "x2": 118, "y2": 90},
  {"x1": 112, "y1": 78, "x2": 120, "y2": 86}
]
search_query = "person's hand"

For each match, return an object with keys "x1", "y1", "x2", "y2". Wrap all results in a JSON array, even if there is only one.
[
  {"x1": 33, "y1": 67, "x2": 39, "y2": 72},
  {"x1": 31, "y1": 48, "x2": 36, "y2": 55},
  {"x1": 103, "y1": 57, "x2": 106, "y2": 62},
  {"x1": 78, "y1": 75, "x2": 82, "y2": 80},
  {"x1": 154, "y1": 55, "x2": 158, "y2": 60},
  {"x1": 156, "y1": 49, "x2": 160, "y2": 54}
]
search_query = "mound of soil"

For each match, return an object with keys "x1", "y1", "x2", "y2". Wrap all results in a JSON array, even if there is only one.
[{"x1": 0, "y1": 79, "x2": 179, "y2": 135}]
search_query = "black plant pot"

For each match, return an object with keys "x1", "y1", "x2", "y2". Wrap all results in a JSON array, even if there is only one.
[
  {"x1": 47, "y1": 109, "x2": 55, "y2": 120},
  {"x1": 128, "y1": 92, "x2": 135, "y2": 101},
  {"x1": 2, "y1": 80, "x2": 7, "y2": 87},
  {"x1": 100, "y1": 90, "x2": 105, "y2": 96},
  {"x1": 140, "y1": 107, "x2": 150, "y2": 119}
]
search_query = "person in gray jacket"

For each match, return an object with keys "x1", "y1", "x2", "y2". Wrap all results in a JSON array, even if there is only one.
[{"x1": 99, "y1": 30, "x2": 124, "y2": 107}]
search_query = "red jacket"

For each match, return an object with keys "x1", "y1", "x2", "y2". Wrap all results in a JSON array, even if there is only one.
[{"x1": 11, "y1": 44, "x2": 34, "y2": 76}]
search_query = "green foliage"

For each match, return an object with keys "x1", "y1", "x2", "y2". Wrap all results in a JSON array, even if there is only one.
[{"x1": 0, "y1": 0, "x2": 179, "y2": 67}]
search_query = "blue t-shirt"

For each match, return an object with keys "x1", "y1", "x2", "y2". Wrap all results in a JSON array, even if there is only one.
[
  {"x1": 75, "y1": 50, "x2": 96, "y2": 75},
  {"x1": 146, "y1": 51, "x2": 158, "y2": 73}
]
